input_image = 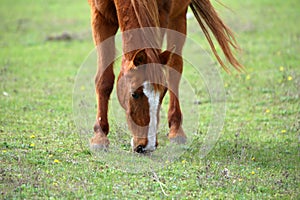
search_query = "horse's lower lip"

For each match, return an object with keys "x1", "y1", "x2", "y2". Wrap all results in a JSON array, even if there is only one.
[
  {"x1": 135, "y1": 145, "x2": 146, "y2": 153},
  {"x1": 135, "y1": 145, "x2": 157, "y2": 154}
]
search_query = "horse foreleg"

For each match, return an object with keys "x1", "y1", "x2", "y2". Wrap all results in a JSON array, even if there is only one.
[
  {"x1": 166, "y1": 11, "x2": 187, "y2": 144},
  {"x1": 166, "y1": 54, "x2": 187, "y2": 144},
  {"x1": 91, "y1": 65, "x2": 115, "y2": 150},
  {"x1": 89, "y1": 4, "x2": 118, "y2": 150}
]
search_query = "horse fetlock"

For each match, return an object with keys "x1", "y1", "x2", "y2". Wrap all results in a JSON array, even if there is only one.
[{"x1": 93, "y1": 120, "x2": 109, "y2": 135}]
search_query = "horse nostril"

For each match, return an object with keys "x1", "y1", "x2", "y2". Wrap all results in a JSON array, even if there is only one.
[
  {"x1": 135, "y1": 145, "x2": 145, "y2": 153},
  {"x1": 131, "y1": 92, "x2": 139, "y2": 99}
]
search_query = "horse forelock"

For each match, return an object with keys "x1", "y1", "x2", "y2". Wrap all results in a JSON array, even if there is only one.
[
  {"x1": 120, "y1": 0, "x2": 165, "y2": 93},
  {"x1": 129, "y1": 0, "x2": 165, "y2": 92},
  {"x1": 145, "y1": 49, "x2": 166, "y2": 92},
  {"x1": 123, "y1": 48, "x2": 166, "y2": 93}
]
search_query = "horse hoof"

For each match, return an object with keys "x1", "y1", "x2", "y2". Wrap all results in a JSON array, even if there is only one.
[
  {"x1": 169, "y1": 135, "x2": 187, "y2": 144},
  {"x1": 168, "y1": 126, "x2": 187, "y2": 144},
  {"x1": 90, "y1": 133, "x2": 110, "y2": 151},
  {"x1": 90, "y1": 143, "x2": 109, "y2": 152}
]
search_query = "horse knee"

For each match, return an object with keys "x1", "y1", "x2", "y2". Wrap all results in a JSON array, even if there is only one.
[
  {"x1": 96, "y1": 82, "x2": 114, "y2": 96},
  {"x1": 95, "y1": 73, "x2": 115, "y2": 96}
]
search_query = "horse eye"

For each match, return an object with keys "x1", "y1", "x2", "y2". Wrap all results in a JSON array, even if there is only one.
[{"x1": 131, "y1": 92, "x2": 139, "y2": 99}]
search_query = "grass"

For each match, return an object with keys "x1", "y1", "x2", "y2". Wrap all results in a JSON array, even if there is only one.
[{"x1": 1, "y1": 0, "x2": 299, "y2": 199}]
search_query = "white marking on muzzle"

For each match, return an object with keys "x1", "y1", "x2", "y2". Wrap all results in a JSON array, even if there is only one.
[{"x1": 142, "y1": 82, "x2": 160, "y2": 151}]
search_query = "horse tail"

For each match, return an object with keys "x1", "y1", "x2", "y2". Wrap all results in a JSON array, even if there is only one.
[{"x1": 190, "y1": 0, "x2": 244, "y2": 72}]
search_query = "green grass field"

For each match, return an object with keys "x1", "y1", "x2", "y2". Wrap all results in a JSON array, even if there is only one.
[{"x1": 1, "y1": 0, "x2": 299, "y2": 199}]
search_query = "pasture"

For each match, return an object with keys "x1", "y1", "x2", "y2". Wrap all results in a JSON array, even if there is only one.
[{"x1": 1, "y1": 0, "x2": 299, "y2": 198}]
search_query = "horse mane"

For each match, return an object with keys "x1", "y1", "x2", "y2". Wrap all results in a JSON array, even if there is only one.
[
  {"x1": 130, "y1": 0, "x2": 165, "y2": 92},
  {"x1": 130, "y1": 0, "x2": 160, "y2": 29}
]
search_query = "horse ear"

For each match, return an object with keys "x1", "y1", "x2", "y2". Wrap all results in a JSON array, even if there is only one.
[
  {"x1": 133, "y1": 49, "x2": 147, "y2": 66},
  {"x1": 159, "y1": 45, "x2": 176, "y2": 65}
]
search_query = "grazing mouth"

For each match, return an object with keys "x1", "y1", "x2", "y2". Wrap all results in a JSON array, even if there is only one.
[{"x1": 131, "y1": 138, "x2": 156, "y2": 153}]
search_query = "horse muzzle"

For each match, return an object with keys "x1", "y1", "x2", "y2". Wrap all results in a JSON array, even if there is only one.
[{"x1": 131, "y1": 138, "x2": 156, "y2": 153}]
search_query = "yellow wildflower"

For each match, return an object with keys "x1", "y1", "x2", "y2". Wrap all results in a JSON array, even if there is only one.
[
  {"x1": 182, "y1": 160, "x2": 186, "y2": 164},
  {"x1": 30, "y1": 143, "x2": 35, "y2": 147},
  {"x1": 54, "y1": 159, "x2": 60, "y2": 163},
  {"x1": 287, "y1": 76, "x2": 293, "y2": 81},
  {"x1": 252, "y1": 157, "x2": 256, "y2": 161},
  {"x1": 251, "y1": 171, "x2": 255, "y2": 175},
  {"x1": 279, "y1": 66, "x2": 284, "y2": 71},
  {"x1": 2, "y1": 150, "x2": 7, "y2": 153},
  {"x1": 246, "y1": 75, "x2": 251, "y2": 80},
  {"x1": 265, "y1": 109, "x2": 270, "y2": 113},
  {"x1": 281, "y1": 130, "x2": 287, "y2": 133},
  {"x1": 30, "y1": 134, "x2": 35, "y2": 139}
]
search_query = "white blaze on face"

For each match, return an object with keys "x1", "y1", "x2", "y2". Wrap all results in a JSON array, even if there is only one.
[{"x1": 142, "y1": 81, "x2": 160, "y2": 151}]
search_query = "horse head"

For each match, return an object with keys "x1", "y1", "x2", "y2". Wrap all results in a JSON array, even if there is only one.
[{"x1": 117, "y1": 48, "x2": 172, "y2": 153}]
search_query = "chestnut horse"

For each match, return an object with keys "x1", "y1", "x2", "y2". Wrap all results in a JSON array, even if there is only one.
[{"x1": 88, "y1": 0, "x2": 243, "y2": 153}]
